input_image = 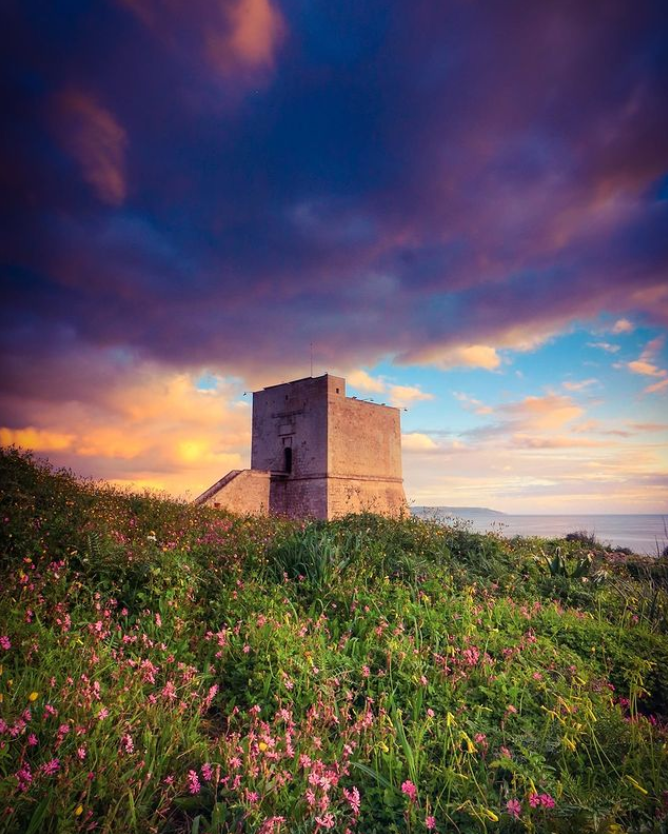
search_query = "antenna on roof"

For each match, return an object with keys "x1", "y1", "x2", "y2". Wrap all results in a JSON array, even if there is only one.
[{"x1": 310, "y1": 342, "x2": 314, "y2": 377}]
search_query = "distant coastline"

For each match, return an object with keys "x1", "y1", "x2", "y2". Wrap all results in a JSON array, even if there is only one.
[
  {"x1": 413, "y1": 505, "x2": 506, "y2": 517},
  {"x1": 410, "y1": 507, "x2": 667, "y2": 555}
]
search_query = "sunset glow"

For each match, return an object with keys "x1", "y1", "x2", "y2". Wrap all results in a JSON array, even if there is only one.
[{"x1": 1, "y1": 2, "x2": 667, "y2": 512}]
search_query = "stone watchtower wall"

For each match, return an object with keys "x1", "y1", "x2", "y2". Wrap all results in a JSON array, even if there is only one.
[{"x1": 195, "y1": 373, "x2": 407, "y2": 519}]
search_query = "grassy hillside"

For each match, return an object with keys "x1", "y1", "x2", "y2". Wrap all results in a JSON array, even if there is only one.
[{"x1": 1, "y1": 447, "x2": 667, "y2": 833}]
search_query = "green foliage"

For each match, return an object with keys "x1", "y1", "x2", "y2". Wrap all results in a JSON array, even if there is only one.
[{"x1": 1, "y1": 446, "x2": 667, "y2": 834}]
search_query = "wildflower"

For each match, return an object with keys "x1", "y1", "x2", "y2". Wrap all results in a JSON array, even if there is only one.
[
  {"x1": 401, "y1": 780, "x2": 418, "y2": 802},
  {"x1": 28, "y1": 691, "x2": 39, "y2": 702},
  {"x1": 315, "y1": 814, "x2": 336, "y2": 829},
  {"x1": 28, "y1": 734, "x2": 38, "y2": 747},
  {"x1": 343, "y1": 786, "x2": 361, "y2": 815},
  {"x1": 201, "y1": 762, "x2": 214, "y2": 782},
  {"x1": 0, "y1": 636, "x2": 10, "y2": 650},
  {"x1": 16, "y1": 764, "x2": 33, "y2": 792},
  {"x1": 258, "y1": 741, "x2": 269, "y2": 752},
  {"x1": 540, "y1": 794, "x2": 555, "y2": 809},
  {"x1": 120, "y1": 734, "x2": 134, "y2": 754},
  {"x1": 506, "y1": 799, "x2": 522, "y2": 819},
  {"x1": 187, "y1": 769, "x2": 201, "y2": 794},
  {"x1": 41, "y1": 758, "x2": 60, "y2": 776},
  {"x1": 75, "y1": 805, "x2": 83, "y2": 816},
  {"x1": 425, "y1": 815, "x2": 436, "y2": 830}
]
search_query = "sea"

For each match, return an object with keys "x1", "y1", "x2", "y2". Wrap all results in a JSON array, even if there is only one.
[{"x1": 411, "y1": 508, "x2": 668, "y2": 556}]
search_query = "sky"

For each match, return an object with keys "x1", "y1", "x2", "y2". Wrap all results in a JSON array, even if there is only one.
[{"x1": 1, "y1": 0, "x2": 667, "y2": 513}]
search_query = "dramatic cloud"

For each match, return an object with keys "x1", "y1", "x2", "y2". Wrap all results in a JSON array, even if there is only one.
[
  {"x1": 0, "y1": 358, "x2": 250, "y2": 496},
  {"x1": 1, "y1": 0, "x2": 667, "y2": 509}
]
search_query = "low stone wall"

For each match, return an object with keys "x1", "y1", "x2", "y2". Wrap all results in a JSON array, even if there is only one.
[{"x1": 201, "y1": 469, "x2": 271, "y2": 515}]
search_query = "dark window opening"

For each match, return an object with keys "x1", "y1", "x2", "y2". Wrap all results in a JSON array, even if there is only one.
[
  {"x1": 336, "y1": 388, "x2": 340, "y2": 393},
  {"x1": 284, "y1": 447, "x2": 293, "y2": 473}
]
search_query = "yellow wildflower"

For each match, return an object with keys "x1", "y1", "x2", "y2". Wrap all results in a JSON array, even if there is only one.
[
  {"x1": 28, "y1": 691, "x2": 39, "y2": 702},
  {"x1": 258, "y1": 741, "x2": 268, "y2": 752},
  {"x1": 74, "y1": 805, "x2": 84, "y2": 817},
  {"x1": 446, "y1": 711, "x2": 456, "y2": 727}
]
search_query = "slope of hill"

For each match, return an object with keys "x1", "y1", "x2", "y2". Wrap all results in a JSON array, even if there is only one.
[{"x1": 1, "y1": 447, "x2": 667, "y2": 833}]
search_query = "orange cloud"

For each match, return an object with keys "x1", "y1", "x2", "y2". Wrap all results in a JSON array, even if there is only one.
[
  {"x1": 410, "y1": 344, "x2": 501, "y2": 371},
  {"x1": 500, "y1": 394, "x2": 583, "y2": 430},
  {"x1": 644, "y1": 378, "x2": 668, "y2": 394},
  {"x1": 388, "y1": 384, "x2": 434, "y2": 408},
  {"x1": 0, "y1": 363, "x2": 250, "y2": 497},
  {"x1": 346, "y1": 370, "x2": 433, "y2": 408},
  {"x1": 0, "y1": 427, "x2": 74, "y2": 452},
  {"x1": 348, "y1": 368, "x2": 386, "y2": 393},
  {"x1": 625, "y1": 337, "x2": 668, "y2": 390},
  {"x1": 51, "y1": 90, "x2": 127, "y2": 205},
  {"x1": 402, "y1": 432, "x2": 439, "y2": 452}
]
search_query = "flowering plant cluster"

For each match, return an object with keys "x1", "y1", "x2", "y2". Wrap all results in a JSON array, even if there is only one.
[{"x1": 1, "y1": 447, "x2": 667, "y2": 832}]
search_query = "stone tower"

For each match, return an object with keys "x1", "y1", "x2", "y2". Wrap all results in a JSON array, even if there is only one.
[{"x1": 195, "y1": 373, "x2": 407, "y2": 519}]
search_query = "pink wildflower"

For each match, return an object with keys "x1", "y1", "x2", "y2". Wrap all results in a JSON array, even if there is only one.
[
  {"x1": 41, "y1": 758, "x2": 60, "y2": 776},
  {"x1": 315, "y1": 814, "x2": 336, "y2": 829},
  {"x1": 0, "y1": 636, "x2": 11, "y2": 650},
  {"x1": 425, "y1": 816, "x2": 436, "y2": 830},
  {"x1": 201, "y1": 762, "x2": 214, "y2": 782},
  {"x1": 506, "y1": 799, "x2": 522, "y2": 819},
  {"x1": 343, "y1": 786, "x2": 361, "y2": 815},
  {"x1": 529, "y1": 793, "x2": 541, "y2": 808},
  {"x1": 16, "y1": 764, "x2": 33, "y2": 792},
  {"x1": 28, "y1": 734, "x2": 38, "y2": 747},
  {"x1": 187, "y1": 769, "x2": 201, "y2": 795},
  {"x1": 401, "y1": 780, "x2": 418, "y2": 802}
]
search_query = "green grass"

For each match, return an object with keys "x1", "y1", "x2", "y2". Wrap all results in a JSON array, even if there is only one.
[{"x1": 1, "y1": 446, "x2": 667, "y2": 833}]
